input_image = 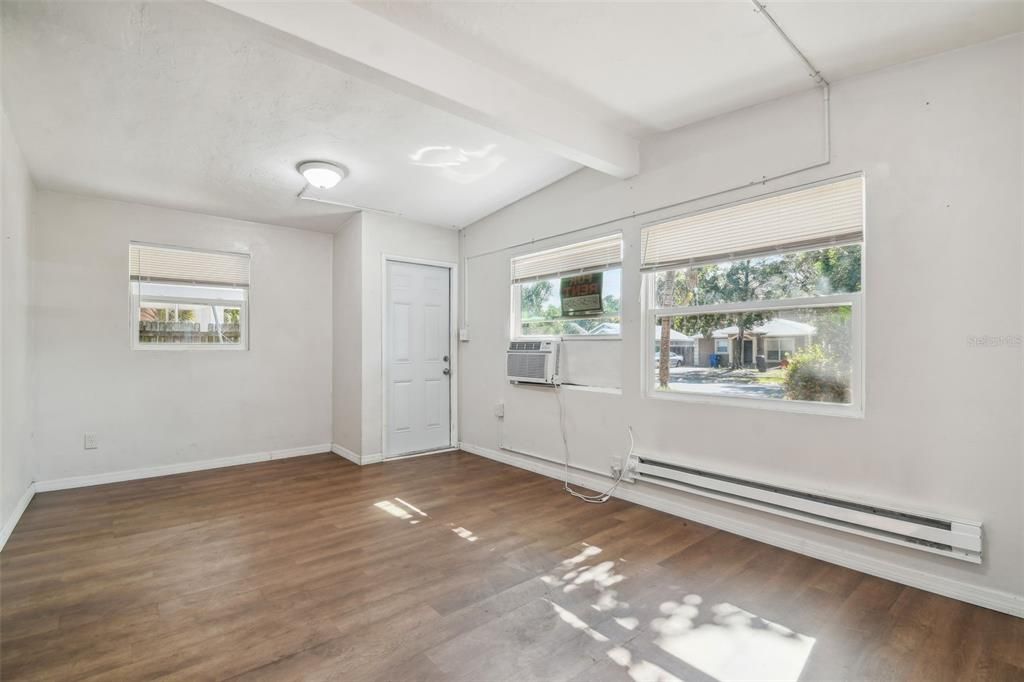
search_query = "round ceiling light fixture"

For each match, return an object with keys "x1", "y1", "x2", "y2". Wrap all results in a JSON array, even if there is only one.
[{"x1": 297, "y1": 160, "x2": 347, "y2": 189}]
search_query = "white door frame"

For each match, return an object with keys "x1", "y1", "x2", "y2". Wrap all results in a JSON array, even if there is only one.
[{"x1": 381, "y1": 254, "x2": 459, "y2": 459}]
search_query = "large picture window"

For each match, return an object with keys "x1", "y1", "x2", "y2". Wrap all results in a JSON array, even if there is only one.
[
  {"x1": 511, "y1": 234, "x2": 622, "y2": 337},
  {"x1": 642, "y1": 176, "x2": 864, "y2": 412},
  {"x1": 129, "y1": 243, "x2": 250, "y2": 349}
]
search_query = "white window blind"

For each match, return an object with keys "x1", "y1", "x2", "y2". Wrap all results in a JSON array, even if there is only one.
[
  {"x1": 511, "y1": 234, "x2": 622, "y2": 284},
  {"x1": 129, "y1": 243, "x2": 250, "y2": 287},
  {"x1": 641, "y1": 176, "x2": 864, "y2": 271}
]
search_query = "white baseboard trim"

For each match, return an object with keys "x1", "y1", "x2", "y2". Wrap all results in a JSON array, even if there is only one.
[
  {"x1": 331, "y1": 443, "x2": 363, "y2": 465},
  {"x1": 460, "y1": 442, "x2": 1024, "y2": 619},
  {"x1": 0, "y1": 483, "x2": 36, "y2": 552},
  {"x1": 330, "y1": 444, "x2": 383, "y2": 465},
  {"x1": 332, "y1": 444, "x2": 456, "y2": 466},
  {"x1": 34, "y1": 444, "x2": 332, "y2": 493},
  {"x1": 389, "y1": 447, "x2": 458, "y2": 461}
]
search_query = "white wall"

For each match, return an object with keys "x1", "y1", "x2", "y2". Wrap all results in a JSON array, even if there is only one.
[
  {"x1": 359, "y1": 213, "x2": 459, "y2": 456},
  {"x1": 332, "y1": 213, "x2": 363, "y2": 455},
  {"x1": 32, "y1": 192, "x2": 334, "y2": 482},
  {"x1": 1, "y1": 110, "x2": 35, "y2": 532},
  {"x1": 459, "y1": 35, "x2": 1024, "y2": 607},
  {"x1": 328, "y1": 212, "x2": 459, "y2": 459}
]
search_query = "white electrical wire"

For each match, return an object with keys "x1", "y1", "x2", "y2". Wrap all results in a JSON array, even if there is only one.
[{"x1": 555, "y1": 382, "x2": 634, "y2": 504}]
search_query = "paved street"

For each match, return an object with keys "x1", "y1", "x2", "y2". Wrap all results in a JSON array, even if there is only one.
[{"x1": 657, "y1": 366, "x2": 786, "y2": 399}]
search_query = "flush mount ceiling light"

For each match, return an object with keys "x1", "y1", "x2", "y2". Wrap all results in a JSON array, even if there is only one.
[
  {"x1": 297, "y1": 160, "x2": 346, "y2": 189},
  {"x1": 295, "y1": 161, "x2": 399, "y2": 217}
]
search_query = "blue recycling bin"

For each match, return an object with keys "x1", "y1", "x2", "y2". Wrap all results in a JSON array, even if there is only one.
[{"x1": 709, "y1": 353, "x2": 720, "y2": 368}]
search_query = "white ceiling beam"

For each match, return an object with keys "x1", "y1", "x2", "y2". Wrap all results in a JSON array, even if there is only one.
[{"x1": 204, "y1": 0, "x2": 639, "y2": 179}]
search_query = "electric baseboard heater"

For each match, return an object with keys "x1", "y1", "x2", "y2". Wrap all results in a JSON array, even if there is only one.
[{"x1": 628, "y1": 456, "x2": 982, "y2": 563}]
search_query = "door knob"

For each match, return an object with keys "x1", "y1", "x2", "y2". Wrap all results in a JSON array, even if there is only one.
[
  {"x1": 443, "y1": 355, "x2": 450, "y2": 362},
  {"x1": 442, "y1": 368, "x2": 451, "y2": 375}
]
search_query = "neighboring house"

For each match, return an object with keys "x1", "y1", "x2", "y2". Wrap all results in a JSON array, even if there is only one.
[
  {"x1": 590, "y1": 323, "x2": 700, "y2": 365},
  {"x1": 588, "y1": 322, "x2": 620, "y2": 336},
  {"x1": 654, "y1": 326, "x2": 699, "y2": 365},
  {"x1": 701, "y1": 318, "x2": 817, "y2": 367}
]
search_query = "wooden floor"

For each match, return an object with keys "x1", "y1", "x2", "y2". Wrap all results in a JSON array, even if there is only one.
[{"x1": 2, "y1": 452, "x2": 1021, "y2": 681}]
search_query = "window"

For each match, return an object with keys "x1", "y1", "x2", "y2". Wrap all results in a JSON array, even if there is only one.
[
  {"x1": 511, "y1": 234, "x2": 622, "y2": 337},
  {"x1": 643, "y1": 176, "x2": 863, "y2": 411},
  {"x1": 765, "y1": 337, "x2": 796, "y2": 362},
  {"x1": 129, "y1": 243, "x2": 250, "y2": 349}
]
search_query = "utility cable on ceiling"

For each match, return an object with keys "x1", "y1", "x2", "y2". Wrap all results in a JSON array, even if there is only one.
[
  {"x1": 750, "y1": 0, "x2": 830, "y2": 88},
  {"x1": 462, "y1": 2, "x2": 833, "y2": 265}
]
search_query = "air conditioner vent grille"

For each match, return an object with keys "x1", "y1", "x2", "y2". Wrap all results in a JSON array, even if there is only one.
[
  {"x1": 509, "y1": 341, "x2": 544, "y2": 352},
  {"x1": 506, "y1": 339, "x2": 559, "y2": 384},
  {"x1": 507, "y1": 353, "x2": 547, "y2": 380}
]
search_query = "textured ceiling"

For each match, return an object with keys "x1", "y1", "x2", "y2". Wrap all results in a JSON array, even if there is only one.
[
  {"x1": 3, "y1": 1, "x2": 1021, "y2": 232},
  {"x1": 361, "y1": 0, "x2": 1024, "y2": 135},
  {"x1": 1, "y1": 1, "x2": 579, "y2": 230}
]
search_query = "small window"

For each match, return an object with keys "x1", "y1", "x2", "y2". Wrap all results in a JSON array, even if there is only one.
[
  {"x1": 765, "y1": 337, "x2": 796, "y2": 363},
  {"x1": 643, "y1": 176, "x2": 863, "y2": 411},
  {"x1": 129, "y1": 243, "x2": 250, "y2": 349},
  {"x1": 511, "y1": 234, "x2": 622, "y2": 337}
]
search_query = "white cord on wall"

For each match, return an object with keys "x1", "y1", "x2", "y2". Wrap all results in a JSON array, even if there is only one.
[{"x1": 554, "y1": 382, "x2": 634, "y2": 504}]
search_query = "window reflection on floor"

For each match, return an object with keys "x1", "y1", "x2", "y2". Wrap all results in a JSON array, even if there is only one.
[
  {"x1": 541, "y1": 543, "x2": 815, "y2": 682},
  {"x1": 371, "y1": 500, "x2": 816, "y2": 681}
]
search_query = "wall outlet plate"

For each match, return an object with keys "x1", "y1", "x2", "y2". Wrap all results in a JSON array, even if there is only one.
[
  {"x1": 494, "y1": 402, "x2": 504, "y2": 418},
  {"x1": 622, "y1": 454, "x2": 640, "y2": 483},
  {"x1": 83, "y1": 433, "x2": 98, "y2": 450}
]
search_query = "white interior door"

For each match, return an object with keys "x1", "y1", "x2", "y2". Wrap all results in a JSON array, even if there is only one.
[{"x1": 385, "y1": 260, "x2": 452, "y2": 458}]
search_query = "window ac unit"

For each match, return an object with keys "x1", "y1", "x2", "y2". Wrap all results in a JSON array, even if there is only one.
[{"x1": 507, "y1": 339, "x2": 560, "y2": 385}]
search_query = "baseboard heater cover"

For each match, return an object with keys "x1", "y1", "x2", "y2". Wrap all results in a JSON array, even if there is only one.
[{"x1": 630, "y1": 456, "x2": 982, "y2": 563}]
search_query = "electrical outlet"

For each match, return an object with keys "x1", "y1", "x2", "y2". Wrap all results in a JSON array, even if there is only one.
[
  {"x1": 83, "y1": 433, "x2": 98, "y2": 450},
  {"x1": 622, "y1": 454, "x2": 639, "y2": 483},
  {"x1": 494, "y1": 402, "x2": 504, "y2": 418},
  {"x1": 610, "y1": 455, "x2": 623, "y2": 476}
]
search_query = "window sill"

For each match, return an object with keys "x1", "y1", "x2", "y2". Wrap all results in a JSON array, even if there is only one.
[
  {"x1": 561, "y1": 384, "x2": 622, "y2": 395},
  {"x1": 132, "y1": 344, "x2": 248, "y2": 351},
  {"x1": 512, "y1": 335, "x2": 622, "y2": 342},
  {"x1": 646, "y1": 388, "x2": 864, "y2": 419}
]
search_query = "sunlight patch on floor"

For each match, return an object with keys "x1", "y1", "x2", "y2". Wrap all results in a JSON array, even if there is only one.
[
  {"x1": 394, "y1": 497, "x2": 428, "y2": 517},
  {"x1": 614, "y1": 616, "x2": 639, "y2": 631},
  {"x1": 538, "y1": 543, "x2": 814, "y2": 682},
  {"x1": 652, "y1": 599, "x2": 815, "y2": 681},
  {"x1": 607, "y1": 646, "x2": 683, "y2": 682},
  {"x1": 545, "y1": 598, "x2": 610, "y2": 643},
  {"x1": 559, "y1": 544, "x2": 602, "y2": 569},
  {"x1": 542, "y1": 544, "x2": 629, "y2": 613},
  {"x1": 450, "y1": 525, "x2": 478, "y2": 542},
  {"x1": 374, "y1": 500, "x2": 412, "y2": 520}
]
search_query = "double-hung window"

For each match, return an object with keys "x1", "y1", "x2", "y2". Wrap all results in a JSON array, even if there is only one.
[
  {"x1": 129, "y1": 242, "x2": 250, "y2": 349},
  {"x1": 642, "y1": 175, "x2": 864, "y2": 412},
  {"x1": 511, "y1": 234, "x2": 622, "y2": 337}
]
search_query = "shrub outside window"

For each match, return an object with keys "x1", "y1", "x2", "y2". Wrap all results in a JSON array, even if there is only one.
[{"x1": 642, "y1": 176, "x2": 864, "y2": 414}]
